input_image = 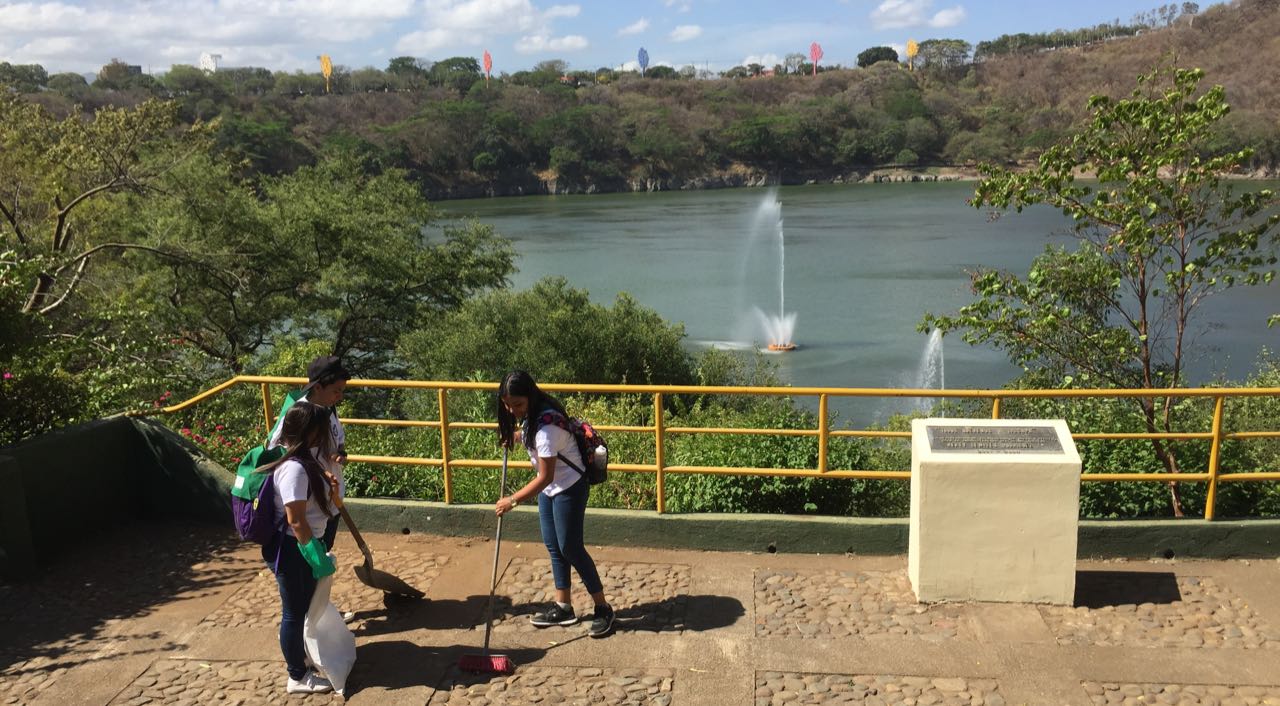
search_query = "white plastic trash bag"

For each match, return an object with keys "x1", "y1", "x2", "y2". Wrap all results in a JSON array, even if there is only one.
[{"x1": 304, "y1": 553, "x2": 356, "y2": 696}]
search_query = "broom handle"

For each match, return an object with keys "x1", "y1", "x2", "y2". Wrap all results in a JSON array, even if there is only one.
[{"x1": 482, "y1": 446, "x2": 509, "y2": 654}]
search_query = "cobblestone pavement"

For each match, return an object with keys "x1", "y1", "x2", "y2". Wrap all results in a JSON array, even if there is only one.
[
  {"x1": 106, "y1": 659, "x2": 346, "y2": 705},
  {"x1": 1040, "y1": 573, "x2": 1280, "y2": 649},
  {"x1": 493, "y1": 558, "x2": 692, "y2": 634},
  {"x1": 5, "y1": 521, "x2": 1280, "y2": 705},
  {"x1": 200, "y1": 551, "x2": 449, "y2": 630},
  {"x1": 754, "y1": 570, "x2": 973, "y2": 640},
  {"x1": 1, "y1": 526, "x2": 246, "y2": 705},
  {"x1": 754, "y1": 673, "x2": 1005, "y2": 706},
  {"x1": 0, "y1": 653, "x2": 67, "y2": 704},
  {"x1": 430, "y1": 667, "x2": 675, "y2": 705},
  {"x1": 1081, "y1": 682, "x2": 1280, "y2": 705}
]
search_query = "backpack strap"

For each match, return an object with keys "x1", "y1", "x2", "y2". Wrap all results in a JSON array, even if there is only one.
[{"x1": 536, "y1": 410, "x2": 587, "y2": 475}]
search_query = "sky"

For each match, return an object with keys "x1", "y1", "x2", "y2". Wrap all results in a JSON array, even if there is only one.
[{"x1": 0, "y1": 0, "x2": 1223, "y2": 77}]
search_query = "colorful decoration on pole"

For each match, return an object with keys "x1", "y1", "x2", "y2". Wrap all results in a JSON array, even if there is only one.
[
  {"x1": 906, "y1": 40, "x2": 918, "y2": 71},
  {"x1": 638, "y1": 47, "x2": 649, "y2": 77},
  {"x1": 483, "y1": 50, "x2": 492, "y2": 85},
  {"x1": 809, "y1": 42, "x2": 823, "y2": 76},
  {"x1": 320, "y1": 54, "x2": 333, "y2": 93}
]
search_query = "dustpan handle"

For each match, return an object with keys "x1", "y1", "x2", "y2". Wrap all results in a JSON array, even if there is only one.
[{"x1": 338, "y1": 504, "x2": 375, "y2": 565}]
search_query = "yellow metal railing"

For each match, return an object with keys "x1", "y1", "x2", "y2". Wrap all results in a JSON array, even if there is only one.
[{"x1": 144, "y1": 376, "x2": 1280, "y2": 519}]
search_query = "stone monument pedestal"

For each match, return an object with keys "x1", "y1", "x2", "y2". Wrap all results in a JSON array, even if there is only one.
[{"x1": 909, "y1": 418, "x2": 1081, "y2": 605}]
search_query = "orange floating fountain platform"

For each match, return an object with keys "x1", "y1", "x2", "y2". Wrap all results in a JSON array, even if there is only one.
[{"x1": 767, "y1": 342, "x2": 797, "y2": 352}]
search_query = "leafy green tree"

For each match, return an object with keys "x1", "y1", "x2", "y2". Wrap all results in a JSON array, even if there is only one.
[
  {"x1": 248, "y1": 151, "x2": 515, "y2": 373},
  {"x1": 46, "y1": 72, "x2": 89, "y2": 97},
  {"x1": 916, "y1": 39, "x2": 972, "y2": 75},
  {"x1": 93, "y1": 59, "x2": 154, "y2": 91},
  {"x1": 922, "y1": 66, "x2": 1280, "y2": 516},
  {"x1": 399, "y1": 276, "x2": 695, "y2": 386},
  {"x1": 0, "y1": 62, "x2": 48, "y2": 92},
  {"x1": 387, "y1": 56, "x2": 430, "y2": 84},
  {"x1": 857, "y1": 46, "x2": 900, "y2": 68},
  {"x1": 430, "y1": 56, "x2": 483, "y2": 94},
  {"x1": 0, "y1": 95, "x2": 214, "y2": 317}
]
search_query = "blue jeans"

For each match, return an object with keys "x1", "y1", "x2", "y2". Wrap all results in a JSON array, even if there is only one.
[
  {"x1": 272, "y1": 534, "x2": 317, "y2": 680},
  {"x1": 538, "y1": 478, "x2": 602, "y2": 595}
]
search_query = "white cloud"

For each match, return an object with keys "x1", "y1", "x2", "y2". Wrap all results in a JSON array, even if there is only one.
[
  {"x1": 514, "y1": 34, "x2": 589, "y2": 53},
  {"x1": 669, "y1": 25, "x2": 702, "y2": 42},
  {"x1": 396, "y1": 0, "x2": 587, "y2": 56},
  {"x1": 740, "y1": 53, "x2": 780, "y2": 68},
  {"x1": 618, "y1": 18, "x2": 649, "y2": 36},
  {"x1": 870, "y1": 0, "x2": 967, "y2": 30},
  {"x1": 0, "y1": 0, "x2": 416, "y2": 73},
  {"x1": 544, "y1": 4, "x2": 580, "y2": 19},
  {"x1": 929, "y1": 6, "x2": 966, "y2": 27}
]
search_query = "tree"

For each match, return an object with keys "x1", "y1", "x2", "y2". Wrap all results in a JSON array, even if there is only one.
[
  {"x1": 400, "y1": 276, "x2": 695, "y2": 385},
  {"x1": 0, "y1": 62, "x2": 48, "y2": 92},
  {"x1": 922, "y1": 66, "x2": 1280, "y2": 516},
  {"x1": 784, "y1": 53, "x2": 805, "y2": 75},
  {"x1": 46, "y1": 72, "x2": 89, "y2": 98},
  {"x1": 857, "y1": 46, "x2": 899, "y2": 68},
  {"x1": 94, "y1": 59, "x2": 151, "y2": 91},
  {"x1": 0, "y1": 95, "x2": 215, "y2": 317},
  {"x1": 916, "y1": 39, "x2": 972, "y2": 73},
  {"x1": 1182, "y1": 2, "x2": 1200, "y2": 26},
  {"x1": 535, "y1": 59, "x2": 569, "y2": 75},
  {"x1": 387, "y1": 56, "x2": 430, "y2": 79},
  {"x1": 430, "y1": 56, "x2": 483, "y2": 94}
]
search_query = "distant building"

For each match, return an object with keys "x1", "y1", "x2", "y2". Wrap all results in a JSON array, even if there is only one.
[{"x1": 199, "y1": 53, "x2": 222, "y2": 72}]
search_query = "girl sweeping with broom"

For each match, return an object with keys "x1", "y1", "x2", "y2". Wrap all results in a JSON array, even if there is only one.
[{"x1": 494, "y1": 370, "x2": 616, "y2": 638}]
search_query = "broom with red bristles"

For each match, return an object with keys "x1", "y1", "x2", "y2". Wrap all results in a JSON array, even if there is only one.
[{"x1": 459, "y1": 446, "x2": 515, "y2": 674}]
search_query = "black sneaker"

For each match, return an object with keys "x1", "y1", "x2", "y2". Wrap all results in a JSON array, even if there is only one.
[
  {"x1": 588, "y1": 604, "x2": 615, "y2": 638},
  {"x1": 530, "y1": 603, "x2": 578, "y2": 627}
]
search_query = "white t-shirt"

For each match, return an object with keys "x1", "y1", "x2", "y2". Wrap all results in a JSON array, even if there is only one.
[
  {"x1": 267, "y1": 394, "x2": 346, "y2": 497},
  {"x1": 273, "y1": 458, "x2": 336, "y2": 539},
  {"x1": 524, "y1": 413, "x2": 584, "y2": 497}
]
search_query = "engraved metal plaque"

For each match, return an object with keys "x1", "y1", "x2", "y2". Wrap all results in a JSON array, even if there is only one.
[{"x1": 926, "y1": 425, "x2": 1063, "y2": 454}]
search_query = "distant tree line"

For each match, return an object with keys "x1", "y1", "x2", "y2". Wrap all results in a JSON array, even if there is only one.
[{"x1": 1, "y1": 0, "x2": 1274, "y2": 198}]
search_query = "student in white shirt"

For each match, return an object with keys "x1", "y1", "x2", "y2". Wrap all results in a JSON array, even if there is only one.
[
  {"x1": 494, "y1": 370, "x2": 615, "y2": 638},
  {"x1": 269, "y1": 354, "x2": 350, "y2": 549},
  {"x1": 261, "y1": 401, "x2": 342, "y2": 694}
]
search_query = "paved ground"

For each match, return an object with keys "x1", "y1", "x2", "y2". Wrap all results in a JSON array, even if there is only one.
[{"x1": 3, "y1": 518, "x2": 1280, "y2": 705}]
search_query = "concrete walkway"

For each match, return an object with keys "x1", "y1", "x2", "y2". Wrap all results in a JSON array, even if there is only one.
[{"x1": 3, "y1": 520, "x2": 1280, "y2": 705}]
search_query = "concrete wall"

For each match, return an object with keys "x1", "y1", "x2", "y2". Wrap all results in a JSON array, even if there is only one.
[{"x1": 0, "y1": 417, "x2": 233, "y2": 576}]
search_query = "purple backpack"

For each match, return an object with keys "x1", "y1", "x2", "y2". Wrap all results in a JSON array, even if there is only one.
[{"x1": 231, "y1": 445, "x2": 287, "y2": 544}]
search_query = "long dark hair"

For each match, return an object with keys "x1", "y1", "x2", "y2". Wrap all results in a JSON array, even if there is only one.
[
  {"x1": 496, "y1": 370, "x2": 566, "y2": 450},
  {"x1": 260, "y1": 400, "x2": 332, "y2": 515}
]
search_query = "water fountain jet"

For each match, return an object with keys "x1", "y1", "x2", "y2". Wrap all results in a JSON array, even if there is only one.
[{"x1": 744, "y1": 191, "x2": 798, "y2": 352}]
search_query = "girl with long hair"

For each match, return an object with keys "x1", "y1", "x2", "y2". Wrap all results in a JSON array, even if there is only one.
[
  {"x1": 262, "y1": 401, "x2": 342, "y2": 694},
  {"x1": 494, "y1": 370, "x2": 615, "y2": 638}
]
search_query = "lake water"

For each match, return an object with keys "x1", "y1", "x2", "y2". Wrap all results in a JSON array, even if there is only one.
[{"x1": 441, "y1": 182, "x2": 1279, "y2": 424}]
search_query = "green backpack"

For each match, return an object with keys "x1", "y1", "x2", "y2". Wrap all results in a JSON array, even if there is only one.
[{"x1": 230, "y1": 389, "x2": 305, "y2": 542}]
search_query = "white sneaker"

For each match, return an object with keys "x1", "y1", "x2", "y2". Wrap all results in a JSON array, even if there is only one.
[{"x1": 287, "y1": 670, "x2": 333, "y2": 694}]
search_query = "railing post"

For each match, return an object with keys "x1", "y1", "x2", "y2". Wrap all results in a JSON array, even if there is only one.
[
  {"x1": 439, "y1": 388, "x2": 453, "y2": 505},
  {"x1": 654, "y1": 392, "x2": 666, "y2": 514},
  {"x1": 991, "y1": 397, "x2": 1002, "y2": 419},
  {"x1": 1204, "y1": 395, "x2": 1225, "y2": 521},
  {"x1": 260, "y1": 383, "x2": 273, "y2": 434},
  {"x1": 818, "y1": 393, "x2": 829, "y2": 473}
]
